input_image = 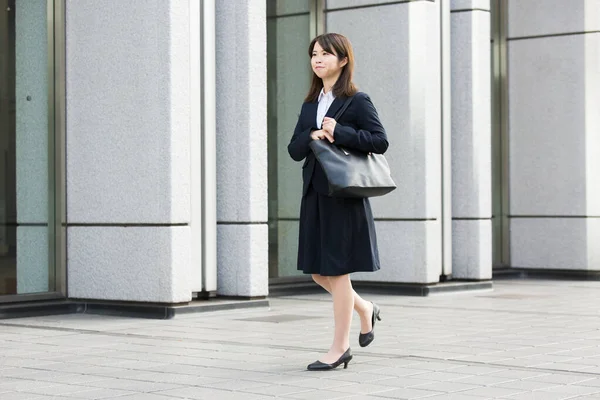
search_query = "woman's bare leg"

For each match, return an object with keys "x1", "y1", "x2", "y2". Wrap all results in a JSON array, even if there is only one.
[
  {"x1": 312, "y1": 274, "x2": 374, "y2": 334},
  {"x1": 315, "y1": 274, "x2": 354, "y2": 363}
]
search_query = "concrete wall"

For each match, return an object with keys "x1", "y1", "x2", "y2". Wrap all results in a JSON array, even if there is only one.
[
  {"x1": 216, "y1": 0, "x2": 269, "y2": 296},
  {"x1": 450, "y1": 0, "x2": 492, "y2": 279},
  {"x1": 65, "y1": 0, "x2": 193, "y2": 302},
  {"x1": 327, "y1": 0, "x2": 442, "y2": 284},
  {"x1": 507, "y1": 0, "x2": 600, "y2": 270}
]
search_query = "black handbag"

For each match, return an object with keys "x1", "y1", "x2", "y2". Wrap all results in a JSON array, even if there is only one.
[{"x1": 309, "y1": 96, "x2": 396, "y2": 198}]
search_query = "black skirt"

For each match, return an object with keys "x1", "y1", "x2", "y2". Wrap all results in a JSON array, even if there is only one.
[{"x1": 297, "y1": 184, "x2": 381, "y2": 276}]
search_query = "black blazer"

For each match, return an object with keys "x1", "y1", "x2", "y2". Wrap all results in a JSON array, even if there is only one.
[{"x1": 287, "y1": 92, "x2": 389, "y2": 196}]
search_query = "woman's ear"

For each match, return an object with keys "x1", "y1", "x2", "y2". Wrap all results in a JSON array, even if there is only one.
[{"x1": 340, "y1": 57, "x2": 348, "y2": 67}]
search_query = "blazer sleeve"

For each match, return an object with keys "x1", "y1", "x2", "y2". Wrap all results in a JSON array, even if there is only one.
[
  {"x1": 287, "y1": 103, "x2": 315, "y2": 162},
  {"x1": 333, "y1": 93, "x2": 389, "y2": 154}
]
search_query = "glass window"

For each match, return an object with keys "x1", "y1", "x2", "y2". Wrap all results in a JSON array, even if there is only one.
[
  {"x1": 267, "y1": 0, "x2": 314, "y2": 279},
  {"x1": 491, "y1": 0, "x2": 509, "y2": 269},
  {"x1": 0, "y1": 0, "x2": 54, "y2": 296}
]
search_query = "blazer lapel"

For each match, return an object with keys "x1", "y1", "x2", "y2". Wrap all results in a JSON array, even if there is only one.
[{"x1": 325, "y1": 97, "x2": 345, "y2": 121}]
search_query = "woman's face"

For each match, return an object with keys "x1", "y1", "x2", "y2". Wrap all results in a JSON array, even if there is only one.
[{"x1": 311, "y1": 42, "x2": 346, "y2": 82}]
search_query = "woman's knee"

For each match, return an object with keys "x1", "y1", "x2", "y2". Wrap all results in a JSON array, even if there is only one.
[{"x1": 327, "y1": 274, "x2": 350, "y2": 287}]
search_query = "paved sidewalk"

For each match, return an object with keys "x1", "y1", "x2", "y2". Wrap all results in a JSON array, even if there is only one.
[{"x1": 3, "y1": 279, "x2": 600, "y2": 399}]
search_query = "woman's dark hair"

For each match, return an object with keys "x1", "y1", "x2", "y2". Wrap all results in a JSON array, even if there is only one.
[{"x1": 304, "y1": 33, "x2": 358, "y2": 103}]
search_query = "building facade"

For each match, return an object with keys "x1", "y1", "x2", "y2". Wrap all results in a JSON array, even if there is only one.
[{"x1": 0, "y1": 0, "x2": 598, "y2": 308}]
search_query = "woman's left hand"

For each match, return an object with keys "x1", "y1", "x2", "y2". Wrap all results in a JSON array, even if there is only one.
[{"x1": 322, "y1": 117, "x2": 337, "y2": 138}]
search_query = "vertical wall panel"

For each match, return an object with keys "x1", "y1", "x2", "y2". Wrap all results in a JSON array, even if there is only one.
[
  {"x1": 507, "y1": 1, "x2": 600, "y2": 271},
  {"x1": 450, "y1": 5, "x2": 492, "y2": 279}
]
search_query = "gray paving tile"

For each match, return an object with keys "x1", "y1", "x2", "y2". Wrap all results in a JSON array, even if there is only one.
[
  {"x1": 534, "y1": 361, "x2": 598, "y2": 371},
  {"x1": 502, "y1": 391, "x2": 580, "y2": 400},
  {"x1": 452, "y1": 374, "x2": 517, "y2": 386},
  {"x1": 100, "y1": 394, "x2": 185, "y2": 400},
  {"x1": 0, "y1": 393, "x2": 48, "y2": 400},
  {"x1": 286, "y1": 377, "x2": 357, "y2": 390},
  {"x1": 493, "y1": 379, "x2": 560, "y2": 391},
  {"x1": 35, "y1": 373, "x2": 109, "y2": 385},
  {"x1": 367, "y1": 387, "x2": 442, "y2": 399},
  {"x1": 80, "y1": 379, "x2": 184, "y2": 392},
  {"x1": 406, "y1": 362, "x2": 465, "y2": 372},
  {"x1": 224, "y1": 371, "x2": 284, "y2": 382},
  {"x1": 0, "y1": 380, "x2": 58, "y2": 392},
  {"x1": 542, "y1": 384, "x2": 600, "y2": 396},
  {"x1": 448, "y1": 366, "x2": 505, "y2": 376},
  {"x1": 365, "y1": 359, "x2": 429, "y2": 368},
  {"x1": 487, "y1": 370, "x2": 550, "y2": 380},
  {"x1": 374, "y1": 367, "x2": 439, "y2": 378},
  {"x1": 320, "y1": 383, "x2": 399, "y2": 395},
  {"x1": 145, "y1": 363, "x2": 234, "y2": 378},
  {"x1": 239, "y1": 384, "x2": 315, "y2": 397},
  {"x1": 526, "y1": 373, "x2": 596, "y2": 385},
  {"x1": 410, "y1": 371, "x2": 472, "y2": 382},
  {"x1": 14, "y1": 397, "x2": 90, "y2": 400},
  {"x1": 0, "y1": 358, "x2": 63, "y2": 369},
  {"x1": 455, "y1": 386, "x2": 526, "y2": 398},
  {"x1": 245, "y1": 374, "x2": 313, "y2": 385},
  {"x1": 339, "y1": 362, "x2": 390, "y2": 373},
  {"x1": 580, "y1": 379, "x2": 600, "y2": 388},
  {"x1": 39, "y1": 364, "x2": 131, "y2": 377},
  {"x1": 156, "y1": 386, "x2": 272, "y2": 399},
  {"x1": 0, "y1": 368, "x2": 50, "y2": 379},
  {"x1": 17, "y1": 384, "x2": 134, "y2": 398},
  {"x1": 0, "y1": 382, "x2": 18, "y2": 394},
  {"x1": 201, "y1": 378, "x2": 273, "y2": 391},
  {"x1": 576, "y1": 366, "x2": 600, "y2": 374},
  {"x1": 426, "y1": 394, "x2": 491, "y2": 400},
  {"x1": 412, "y1": 381, "x2": 482, "y2": 393},
  {"x1": 283, "y1": 389, "x2": 360, "y2": 399},
  {"x1": 562, "y1": 357, "x2": 600, "y2": 366},
  {"x1": 325, "y1": 371, "x2": 401, "y2": 384},
  {"x1": 367, "y1": 376, "x2": 433, "y2": 389}
]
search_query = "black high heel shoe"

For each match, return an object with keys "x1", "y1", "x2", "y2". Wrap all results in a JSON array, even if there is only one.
[
  {"x1": 307, "y1": 348, "x2": 353, "y2": 371},
  {"x1": 358, "y1": 302, "x2": 381, "y2": 347}
]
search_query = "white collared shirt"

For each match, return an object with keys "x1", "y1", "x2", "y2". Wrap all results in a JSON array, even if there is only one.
[{"x1": 316, "y1": 88, "x2": 335, "y2": 129}]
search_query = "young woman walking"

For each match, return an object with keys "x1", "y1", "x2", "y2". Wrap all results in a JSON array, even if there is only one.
[{"x1": 287, "y1": 33, "x2": 388, "y2": 371}]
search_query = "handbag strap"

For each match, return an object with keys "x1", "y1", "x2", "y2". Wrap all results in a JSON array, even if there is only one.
[{"x1": 333, "y1": 95, "x2": 354, "y2": 121}]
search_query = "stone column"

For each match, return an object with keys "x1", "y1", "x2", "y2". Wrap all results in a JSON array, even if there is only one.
[
  {"x1": 215, "y1": 0, "x2": 269, "y2": 296},
  {"x1": 450, "y1": 0, "x2": 492, "y2": 279},
  {"x1": 65, "y1": 0, "x2": 192, "y2": 303}
]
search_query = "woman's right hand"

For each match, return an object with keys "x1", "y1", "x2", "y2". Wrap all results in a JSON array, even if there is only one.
[{"x1": 310, "y1": 129, "x2": 335, "y2": 143}]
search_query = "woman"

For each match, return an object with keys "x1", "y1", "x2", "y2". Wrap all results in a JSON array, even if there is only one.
[{"x1": 287, "y1": 33, "x2": 388, "y2": 371}]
